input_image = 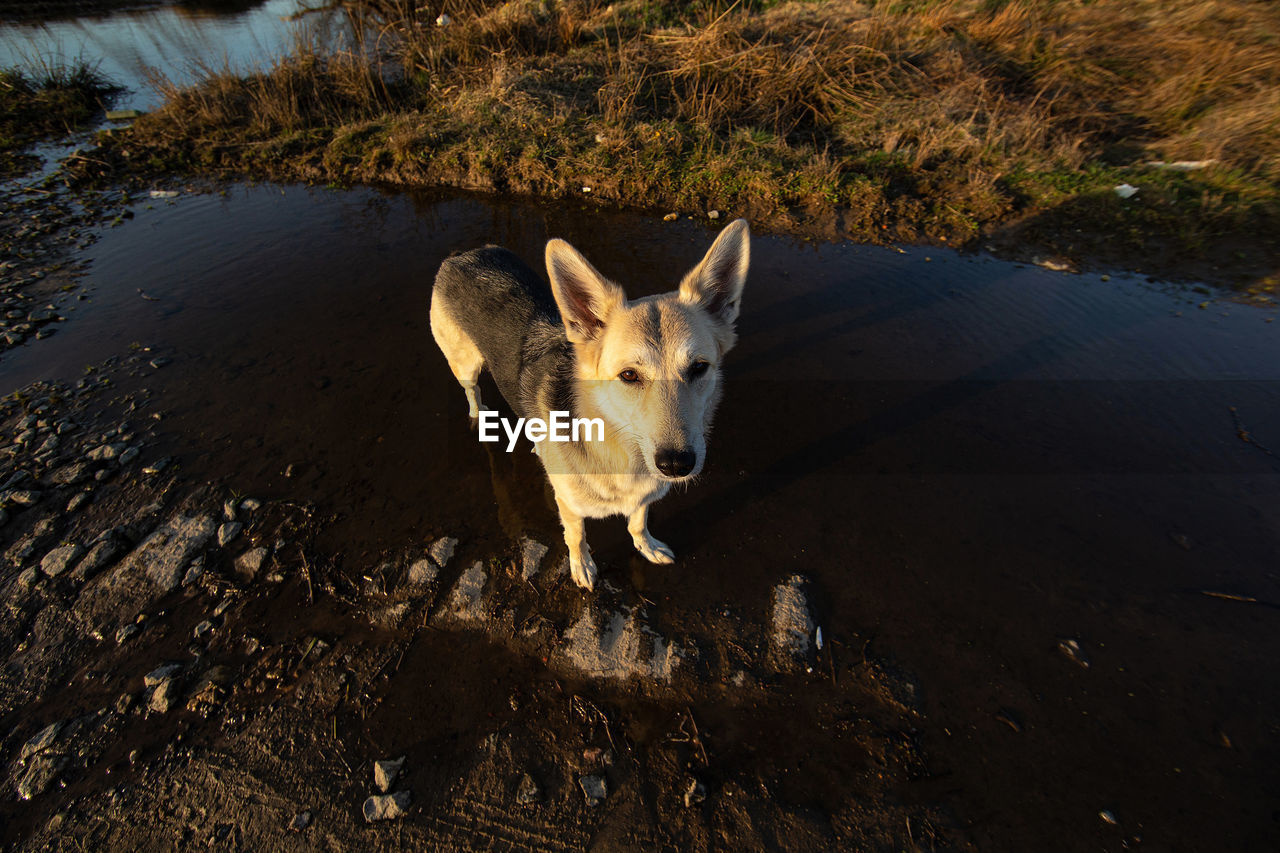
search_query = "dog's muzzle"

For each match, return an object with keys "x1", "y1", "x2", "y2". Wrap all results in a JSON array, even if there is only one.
[{"x1": 654, "y1": 448, "x2": 697, "y2": 478}]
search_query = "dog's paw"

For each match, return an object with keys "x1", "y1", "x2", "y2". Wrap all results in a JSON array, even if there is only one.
[
  {"x1": 634, "y1": 533, "x2": 675, "y2": 565},
  {"x1": 570, "y1": 551, "x2": 598, "y2": 590}
]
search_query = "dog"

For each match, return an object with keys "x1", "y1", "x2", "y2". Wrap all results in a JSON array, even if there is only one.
[{"x1": 430, "y1": 219, "x2": 750, "y2": 590}]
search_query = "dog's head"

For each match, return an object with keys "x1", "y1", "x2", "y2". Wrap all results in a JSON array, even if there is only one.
[{"x1": 545, "y1": 219, "x2": 750, "y2": 481}]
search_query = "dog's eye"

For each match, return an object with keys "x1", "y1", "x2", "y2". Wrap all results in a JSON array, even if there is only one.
[
  {"x1": 619, "y1": 368, "x2": 641, "y2": 384},
  {"x1": 689, "y1": 360, "x2": 711, "y2": 379}
]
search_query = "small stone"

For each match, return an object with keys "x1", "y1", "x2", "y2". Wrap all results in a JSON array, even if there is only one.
[
  {"x1": 115, "y1": 693, "x2": 135, "y2": 714},
  {"x1": 16, "y1": 567, "x2": 39, "y2": 591},
  {"x1": 406, "y1": 558, "x2": 437, "y2": 586},
  {"x1": 663, "y1": 212, "x2": 679, "y2": 222},
  {"x1": 192, "y1": 620, "x2": 213, "y2": 640},
  {"x1": 66, "y1": 491, "x2": 91, "y2": 513},
  {"x1": 87, "y1": 443, "x2": 125, "y2": 461},
  {"x1": 516, "y1": 773, "x2": 541, "y2": 805},
  {"x1": 579, "y1": 774, "x2": 608, "y2": 805},
  {"x1": 15, "y1": 754, "x2": 66, "y2": 800},
  {"x1": 239, "y1": 498, "x2": 261, "y2": 512},
  {"x1": 149, "y1": 357, "x2": 171, "y2": 368},
  {"x1": 40, "y1": 543, "x2": 83, "y2": 578},
  {"x1": 289, "y1": 811, "x2": 311, "y2": 832},
  {"x1": 144, "y1": 663, "x2": 183, "y2": 686},
  {"x1": 428, "y1": 536, "x2": 458, "y2": 569},
  {"x1": 51, "y1": 463, "x2": 90, "y2": 486},
  {"x1": 181, "y1": 560, "x2": 204, "y2": 586},
  {"x1": 118, "y1": 446, "x2": 140, "y2": 466},
  {"x1": 115, "y1": 623, "x2": 140, "y2": 644},
  {"x1": 21, "y1": 721, "x2": 64, "y2": 761},
  {"x1": 682, "y1": 776, "x2": 706, "y2": 807},
  {"x1": 1099, "y1": 809, "x2": 1118, "y2": 825},
  {"x1": 1058, "y1": 638, "x2": 1090, "y2": 669},
  {"x1": 7, "y1": 489, "x2": 41, "y2": 507},
  {"x1": 148, "y1": 678, "x2": 181, "y2": 714},
  {"x1": 222, "y1": 500, "x2": 238, "y2": 521},
  {"x1": 217, "y1": 522, "x2": 243, "y2": 547},
  {"x1": 373, "y1": 756, "x2": 406, "y2": 793},
  {"x1": 520, "y1": 538, "x2": 549, "y2": 580},
  {"x1": 707, "y1": 210, "x2": 720, "y2": 220},
  {"x1": 234, "y1": 547, "x2": 268, "y2": 581},
  {"x1": 142, "y1": 457, "x2": 171, "y2": 475},
  {"x1": 362, "y1": 791, "x2": 411, "y2": 822}
]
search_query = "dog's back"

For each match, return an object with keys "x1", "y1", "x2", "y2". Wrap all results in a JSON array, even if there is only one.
[{"x1": 433, "y1": 247, "x2": 571, "y2": 419}]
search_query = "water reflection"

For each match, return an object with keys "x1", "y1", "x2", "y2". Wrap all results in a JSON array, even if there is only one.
[{"x1": 0, "y1": 0, "x2": 358, "y2": 111}]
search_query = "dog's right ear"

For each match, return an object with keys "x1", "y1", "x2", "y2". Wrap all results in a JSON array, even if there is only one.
[{"x1": 546, "y1": 239, "x2": 625, "y2": 344}]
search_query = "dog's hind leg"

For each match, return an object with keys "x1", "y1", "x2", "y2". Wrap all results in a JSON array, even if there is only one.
[
  {"x1": 628, "y1": 503, "x2": 676, "y2": 565},
  {"x1": 430, "y1": 292, "x2": 485, "y2": 418},
  {"x1": 554, "y1": 493, "x2": 597, "y2": 590}
]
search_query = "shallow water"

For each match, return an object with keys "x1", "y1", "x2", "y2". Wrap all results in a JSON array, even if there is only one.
[
  {"x1": 0, "y1": 0, "x2": 343, "y2": 111},
  {"x1": 3, "y1": 185, "x2": 1280, "y2": 849}
]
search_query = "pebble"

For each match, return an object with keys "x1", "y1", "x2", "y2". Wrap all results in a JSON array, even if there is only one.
[
  {"x1": 142, "y1": 457, "x2": 171, "y2": 475},
  {"x1": 289, "y1": 811, "x2": 311, "y2": 832},
  {"x1": 118, "y1": 446, "x2": 140, "y2": 466},
  {"x1": 144, "y1": 663, "x2": 183, "y2": 687},
  {"x1": 40, "y1": 543, "x2": 83, "y2": 578},
  {"x1": 579, "y1": 774, "x2": 608, "y2": 805},
  {"x1": 15, "y1": 754, "x2": 65, "y2": 800},
  {"x1": 21, "y1": 721, "x2": 64, "y2": 761},
  {"x1": 516, "y1": 773, "x2": 540, "y2": 804},
  {"x1": 222, "y1": 499, "x2": 238, "y2": 521},
  {"x1": 115, "y1": 623, "x2": 140, "y2": 644},
  {"x1": 148, "y1": 678, "x2": 181, "y2": 714},
  {"x1": 234, "y1": 547, "x2": 268, "y2": 581},
  {"x1": 239, "y1": 497, "x2": 261, "y2": 512},
  {"x1": 66, "y1": 492, "x2": 91, "y2": 513},
  {"x1": 192, "y1": 620, "x2": 214, "y2": 640},
  {"x1": 362, "y1": 791, "x2": 411, "y2": 822},
  {"x1": 217, "y1": 521, "x2": 243, "y2": 547},
  {"x1": 373, "y1": 756, "x2": 406, "y2": 793},
  {"x1": 683, "y1": 776, "x2": 706, "y2": 807},
  {"x1": 1058, "y1": 638, "x2": 1091, "y2": 669},
  {"x1": 663, "y1": 212, "x2": 678, "y2": 222},
  {"x1": 148, "y1": 357, "x2": 171, "y2": 368},
  {"x1": 86, "y1": 443, "x2": 125, "y2": 461}
]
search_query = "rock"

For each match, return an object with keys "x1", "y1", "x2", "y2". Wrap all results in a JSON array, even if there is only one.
[
  {"x1": 15, "y1": 754, "x2": 66, "y2": 800},
  {"x1": 149, "y1": 357, "x2": 171, "y2": 368},
  {"x1": 144, "y1": 663, "x2": 183, "y2": 687},
  {"x1": 20, "y1": 721, "x2": 64, "y2": 761},
  {"x1": 239, "y1": 498, "x2": 261, "y2": 513},
  {"x1": 148, "y1": 678, "x2": 181, "y2": 714},
  {"x1": 86, "y1": 443, "x2": 125, "y2": 462},
  {"x1": 234, "y1": 547, "x2": 268, "y2": 581},
  {"x1": 222, "y1": 499, "x2": 238, "y2": 521},
  {"x1": 40, "y1": 543, "x2": 83, "y2": 578},
  {"x1": 373, "y1": 756, "x2": 406, "y2": 793},
  {"x1": 406, "y1": 558, "x2": 437, "y2": 586},
  {"x1": 663, "y1": 212, "x2": 679, "y2": 222},
  {"x1": 142, "y1": 457, "x2": 171, "y2": 475},
  {"x1": 66, "y1": 491, "x2": 90, "y2": 513},
  {"x1": 289, "y1": 811, "x2": 311, "y2": 832},
  {"x1": 444, "y1": 562, "x2": 487, "y2": 621},
  {"x1": 579, "y1": 774, "x2": 608, "y2": 805},
  {"x1": 520, "y1": 537, "x2": 549, "y2": 580},
  {"x1": 362, "y1": 791, "x2": 411, "y2": 822},
  {"x1": 186, "y1": 665, "x2": 232, "y2": 711},
  {"x1": 683, "y1": 776, "x2": 706, "y2": 807},
  {"x1": 16, "y1": 566, "x2": 40, "y2": 591},
  {"x1": 116, "y1": 514, "x2": 215, "y2": 594},
  {"x1": 71, "y1": 536, "x2": 124, "y2": 583},
  {"x1": 182, "y1": 558, "x2": 204, "y2": 586},
  {"x1": 50, "y1": 463, "x2": 91, "y2": 486},
  {"x1": 770, "y1": 575, "x2": 816, "y2": 671},
  {"x1": 707, "y1": 210, "x2": 720, "y2": 220},
  {"x1": 118, "y1": 446, "x2": 140, "y2": 466},
  {"x1": 1058, "y1": 638, "x2": 1090, "y2": 669},
  {"x1": 516, "y1": 773, "x2": 541, "y2": 805},
  {"x1": 192, "y1": 620, "x2": 213, "y2": 640},
  {"x1": 428, "y1": 536, "x2": 458, "y2": 569},
  {"x1": 216, "y1": 522, "x2": 243, "y2": 547},
  {"x1": 116, "y1": 623, "x2": 140, "y2": 644},
  {"x1": 559, "y1": 607, "x2": 679, "y2": 682},
  {"x1": 6, "y1": 489, "x2": 41, "y2": 507}
]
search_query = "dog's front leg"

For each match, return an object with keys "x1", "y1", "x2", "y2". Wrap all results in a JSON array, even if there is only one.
[
  {"x1": 628, "y1": 503, "x2": 675, "y2": 565},
  {"x1": 555, "y1": 495, "x2": 597, "y2": 590}
]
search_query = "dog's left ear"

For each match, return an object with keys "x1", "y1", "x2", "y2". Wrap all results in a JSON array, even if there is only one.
[{"x1": 679, "y1": 218, "x2": 750, "y2": 332}]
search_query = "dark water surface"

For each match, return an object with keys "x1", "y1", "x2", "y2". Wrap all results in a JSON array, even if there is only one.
[{"x1": 2, "y1": 185, "x2": 1279, "y2": 850}]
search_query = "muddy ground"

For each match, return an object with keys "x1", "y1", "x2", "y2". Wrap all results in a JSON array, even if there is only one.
[{"x1": 1, "y1": 146, "x2": 1278, "y2": 853}]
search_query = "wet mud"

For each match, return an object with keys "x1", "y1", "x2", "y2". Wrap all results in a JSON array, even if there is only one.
[{"x1": 0, "y1": 185, "x2": 1278, "y2": 851}]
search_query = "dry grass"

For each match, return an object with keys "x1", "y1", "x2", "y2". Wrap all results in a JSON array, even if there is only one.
[{"x1": 91, "y1": 0, "x2": 1280, "y2": 276}]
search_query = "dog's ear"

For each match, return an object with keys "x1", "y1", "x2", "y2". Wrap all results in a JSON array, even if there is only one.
[
  {"x1": 678, "y1": 218, "x2": 750, "y2": 330},
  {"x1": 546, "y1": 239, "x2": 625, "y2": 344}
]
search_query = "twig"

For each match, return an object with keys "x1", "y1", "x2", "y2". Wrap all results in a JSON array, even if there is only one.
[{"x1": 684, "y1": 707, "x2": 709, "y2": 767}]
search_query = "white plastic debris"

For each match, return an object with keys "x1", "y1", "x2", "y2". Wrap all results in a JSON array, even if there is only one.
[
  {"x1": 436, "y1": 13, "x2": 451, "y2": 26},
  {"x1": 149, "y1": 190, "x2": 179, "y2": 199},
  {"x1": 1113, "y1": 183, "x2": 1139, "y2": 199}
]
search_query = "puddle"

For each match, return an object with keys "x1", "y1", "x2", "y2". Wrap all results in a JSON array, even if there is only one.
[
  {"x1": 2, "y1": 185, "x2": 1279, "y2": 850},
  {"x1": 0, "y1": 1, "x2": 349, "y2": 111}
]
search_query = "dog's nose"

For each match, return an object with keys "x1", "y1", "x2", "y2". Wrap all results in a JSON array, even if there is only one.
[{"x1": 655, "y1": 448, "x2": 697, "y2": 478}]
